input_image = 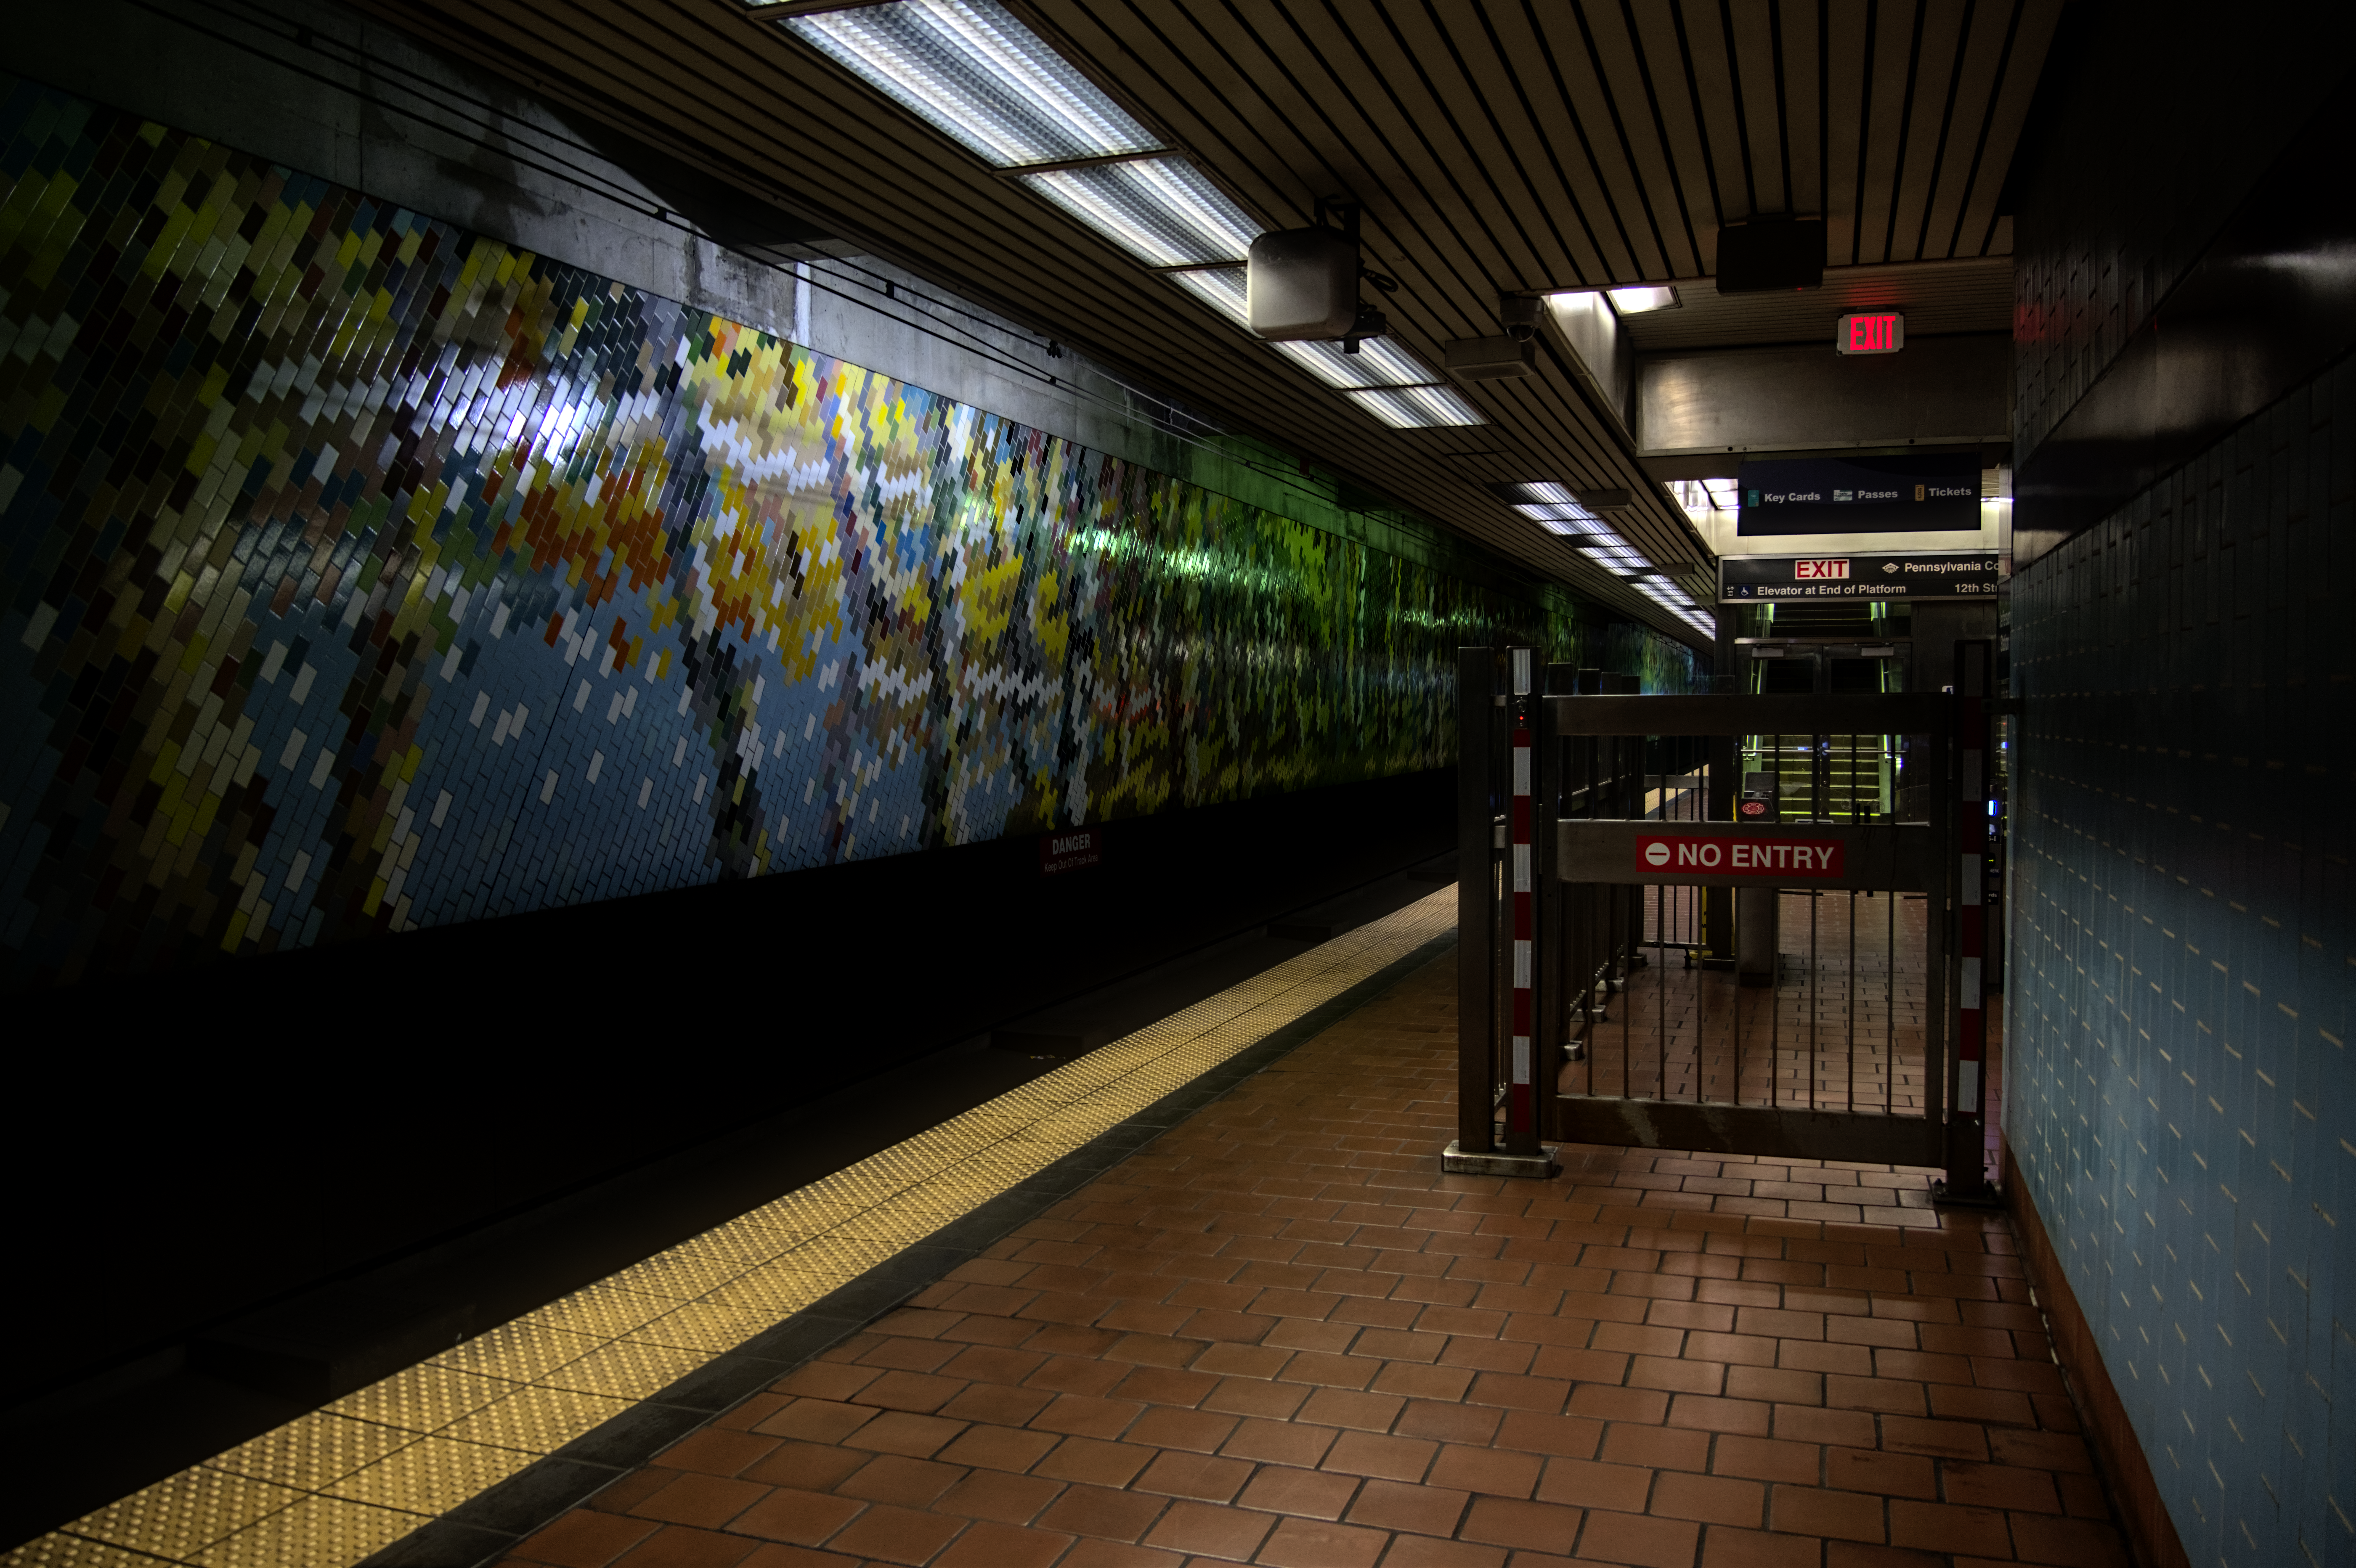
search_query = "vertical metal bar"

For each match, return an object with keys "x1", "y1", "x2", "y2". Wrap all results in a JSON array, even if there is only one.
[
  {"x1": 1455, "y1": 647, "x2": 1494, "y2": 1155},
  {"x1": 1943, "y1": 641, "x2": 1997, "y2": 1200},
  {"x1": 1885, "y1": 886, "x2": 1896, "y2": 1117},
  {"x1": 1769, "y1": 888, "x2": 1781, "y2": 1108},
  {"x1": 1808, "y1": 890, "x2": 1818, "y2": 1112},
  {"x1": 1505, "y1": 647, "x2": 1538, "y2": 1156}
]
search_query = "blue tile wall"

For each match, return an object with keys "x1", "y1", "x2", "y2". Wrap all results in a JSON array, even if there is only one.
[{"x1": 2006, "y1": 354, "x2": 2355, "y2": 1565}]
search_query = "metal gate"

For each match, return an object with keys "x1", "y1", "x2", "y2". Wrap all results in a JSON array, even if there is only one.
[{"x1": 1448, "y1": 646, "x2": 1996, "y2": 1199}]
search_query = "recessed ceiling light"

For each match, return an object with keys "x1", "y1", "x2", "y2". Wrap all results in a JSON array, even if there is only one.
[
  {"x1": 783, "y1": 0, "x2": 1160, "y2": 168},
  {"x1": 1343, "y1": 385, "x2": 1486, "y2": 429},
  {"x1": 1271, "y1": 337, "x2": 1437, "y2": 391},
  {"x1": 1018, "y1": 158, "x2": 1260, "y2": 266},
  {"x1": 1606, "y1": 284, "x2": 1679, "y2": 315},
  {"x1": 1166, "y1": 265, "x2": 1250, "y2": 327}
]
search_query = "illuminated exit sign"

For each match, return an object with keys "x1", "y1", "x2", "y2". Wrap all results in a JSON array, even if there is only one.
[{"x1": 1836, "y1": 312, "x2": 1904, "y2": 355}]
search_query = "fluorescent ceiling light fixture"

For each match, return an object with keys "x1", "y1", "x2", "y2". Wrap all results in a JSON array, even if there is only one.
[
  {"x1": 1511, "y1": 501, "x2": 1596, "y2": 536},
  {"x1": 1167, "y1": 265, "x2": 1250, "y2": 328},
  {"x1": 1606, "y1": 284, "x2": 1679, "y2": 314},
  {"x1": 783, "y1": 0, "x2": 1159, "y2": 168},
  {"x1": 1344, "y1": 385, "x2": 1485, "y2": 429},
  {"x1": 1270, "y1": 337, "x2": 1438, "y2": 390},
  {"x1": 1579, "y1": 543, "x2": 1652, "y2": 575},
  {"x1": 1018, "y1": 158, "x2": 1261, "y2": 266}
]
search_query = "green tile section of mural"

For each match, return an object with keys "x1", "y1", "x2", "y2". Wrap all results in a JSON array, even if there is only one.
[{"x1": 0, "y1": 74, "x2": 1703, "y2": 985}]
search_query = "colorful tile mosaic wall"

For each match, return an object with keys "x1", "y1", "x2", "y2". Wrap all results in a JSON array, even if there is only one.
[
  {"x1": 2006, "y1": 357, "x2": 2353, "y2": 1565},
  {"x1": 0, "y1": 75, "x2": 1700, "y2": 987}
]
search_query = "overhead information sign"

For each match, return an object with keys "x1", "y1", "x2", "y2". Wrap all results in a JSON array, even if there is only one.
[
  {"x1": 1736, "y1": 453, "x2": 1981, "y2": 534},
  {"x1": 1719, "y1": 552, "x2": 2000, "y2": 603}
]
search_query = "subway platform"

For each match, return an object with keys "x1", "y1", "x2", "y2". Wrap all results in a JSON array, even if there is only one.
[{"x1": 15, "y1": 894, "x2": 2128, "y2": 1568}]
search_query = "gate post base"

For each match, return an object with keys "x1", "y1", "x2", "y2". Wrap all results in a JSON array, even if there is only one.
[
  {"x1": 1929, "y1": 1178, "x2": 2004, "y2": 1210},
  {"x1": 1442, "y1": 1141, "x2": 1559, "y2": 1179}
]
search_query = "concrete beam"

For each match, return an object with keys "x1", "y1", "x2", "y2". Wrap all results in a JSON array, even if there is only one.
[{"x1": 1636, "y1": 334, "x2": 2010, "y2": 459}]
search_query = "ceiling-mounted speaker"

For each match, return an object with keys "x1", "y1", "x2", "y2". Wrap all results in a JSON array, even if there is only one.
[
  {"x1": 1443, "y1": 335, "x2": 1535, "y2": 379},
  {"x1": 1714, "y1": 218, "x2": 1825, "y2": 293},
  {"x1": 1248, "y1": 228, "x2": 1359, "y2": 339},
  {"x1": 1573, "y1": 488, "x2": 1634, "y2": 511}
]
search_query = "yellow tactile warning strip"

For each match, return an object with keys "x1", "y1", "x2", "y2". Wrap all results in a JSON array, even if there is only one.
[{"x1": 6, "y1": 888, "x2": 1459, "y2": 1568}]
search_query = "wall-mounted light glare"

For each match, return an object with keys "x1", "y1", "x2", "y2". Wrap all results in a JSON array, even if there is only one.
[
  {"x1": 785, "y1": 0, "x2": 1160, "y2": 167},
  {"x1": 1606, "y1": 284, "x2": 1679, "y2": 315}
]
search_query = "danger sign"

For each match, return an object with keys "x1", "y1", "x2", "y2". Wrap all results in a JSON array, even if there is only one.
[{"x1": 1637, "y1": 834, "x2": 1844, "y2": 877}]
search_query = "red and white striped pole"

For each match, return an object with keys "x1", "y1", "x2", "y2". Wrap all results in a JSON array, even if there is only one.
[
  {"x1": 1507, "y1": 647, "x2": 1536, "y2": 1153},
  {"x1": 1942, "y1": 640, "x2": 1996, "y2": 1203}
]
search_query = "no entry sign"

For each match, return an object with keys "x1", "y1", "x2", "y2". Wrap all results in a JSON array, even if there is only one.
[{"x1": 1637, "y1": 834, "x2": 1844, "y2": 878}]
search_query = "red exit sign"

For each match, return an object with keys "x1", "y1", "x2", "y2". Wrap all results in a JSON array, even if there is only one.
[
  {"x1": 1795, "y1": 559, "x2": 1849, "y2": 579},
  {"x1": 1836, "y1": 312, "x2": 1905, "y2": 355}
]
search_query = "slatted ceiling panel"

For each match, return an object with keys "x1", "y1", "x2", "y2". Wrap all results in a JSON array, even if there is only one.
[
  {"x1": 345, "y1": 0, "x2": 2067, "y2": 649},
  {"x1": 1957, "y1": 3, "x2": 2058, "y2": 255},
  {"x1": 1491, "y1": 9, "x2": 1643, "y2": 286},
  {"x1": 1627, "y1": 4, "x2": 1725, "y2": 250},
  {"x1": 1724, "y1": 6, "x2": 1785, "y2": 218},
  {"x1": 1683, "y1": 13, "x2": 1751, "y2": 220}
]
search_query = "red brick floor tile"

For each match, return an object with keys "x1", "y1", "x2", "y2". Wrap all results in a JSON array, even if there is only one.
[
  {"x1": 1597, "y1": 1423, "x2": 1710, "y2": 1473},
  {"x1": 657, "y1": 1430, "x2": 784, "y2": 1479},
  {"x1": 1650, "y1": 1471, "x2": 1764, "y2": 1527},
  {"x1": 933, "y1": 1468, "x2": 1060, "y2": 1524},
  {"x1": 1823, "y1": 1546, "x2": 1942, "y2": 1568},
  {"x1": 1319, "y1": 1430, "x2": 1436, "y2": 1481},
  {"x1": 1033, "y1": 1437, "x2": 1155, "y2": 1487},
  {"x1": 1233, "y1": 1464, "x2": 1359, "y2": 1520},
  {"x1": 1035, "y1": 1482, "x2": 1169, "y2": 1542},
  {"x1": 2007, "y1": 1512, "x2": 2131, "y2": 1566},
  {"x1": 512, "y1": 1510, "x2": 659, "y2": 1568},
  {"x1": 835, "y1": 1455, "x2": 964, "y2": 1508},
  {"x1": 1140, "y1": 1498, "x2": 1276, "y2": 1560},
  {"x1": 821, "y1": 1502, "x2": 966, "y2": 1565},
  {"x1": 936, "y1": 1382, "x2": 1054, "y2": 1427},
  {"x1": 1824, "y1": 1447, "x2": 1935, "y2": 1499},
  {"x1": 929, "y1": 1520, "x2": 1072, "y2": 1568},
  {"x1": 1770, "y1": 1484, "x2": 1886, "y2": 1543},
  {"x1": 1886, "y1": 1499, "x2": 2012, "y2": 1557},
  {"x1": 1343, "y1": 1480, "x2": 1470, "y2": 1536},
  {"x1": 1877, "y1": 1416, "x2": 1990, "y2": 1462},
  {"x1": 1057, "y1": 1540, "x2": 1187, "y2": 1568},
  {"x1": 1135, "y1": 1449, "x2": 1253, "y2": 1502},
  {"x1": 843, "y1": 1411, "x2": 965, "y2": 1458},
  {"x1": 728, "y1": 1489, "x2": 864, "y2": 1548},
  {"x1": 1698, "y1": 1526, "x2": 1823, "y2": 1568},
  {"x1": 1425, "y1": 1444, "x2": 1541, "y2": 1499},
  {"x1": 629, "y1": 1474, "x2": 767, "y2": 1528},
  {"x1": 1490, "y1": 1412, "x2": 1600, "y2": 1458},
  {"x1": 491, "y1": 961, "x2": 2133, "y2": 1568},
  {"x1": 932, "y1": 1423, "x2": 1059, "y2": 1474},
  {"x1": 1711, "y1": 1436, "x2": 1820, "y2": 1485},
  {"x1": 732, "y1": 1545, "x2": 860, "y2": 1568},
  {"x1": 753, "y1": 1401, "x2": 876, "y2": 1446},
  {"x1": 610, "y1": 1526, "x2": 761, "y2": 1568},
  {"x1": 1532, "y1": 1458, "x2": 1650, "y2": 1512},
  {"x1": 1576, "y1": 1509, "x2": 1701, "y2": 1568},
  {"x1": 1398, "y1": 1399, "x2": 1507, "y2": 1446},
  {"x1": 1458, "y1": 1495, "x2": 1584, "y2": 1554},
  {"x1": 1377, "y1": 1535, "x2": 1508, "y2": 1568},
  {"x1": 1254, "y1": 1515, "x2": 1389, "y2": 1567}
]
